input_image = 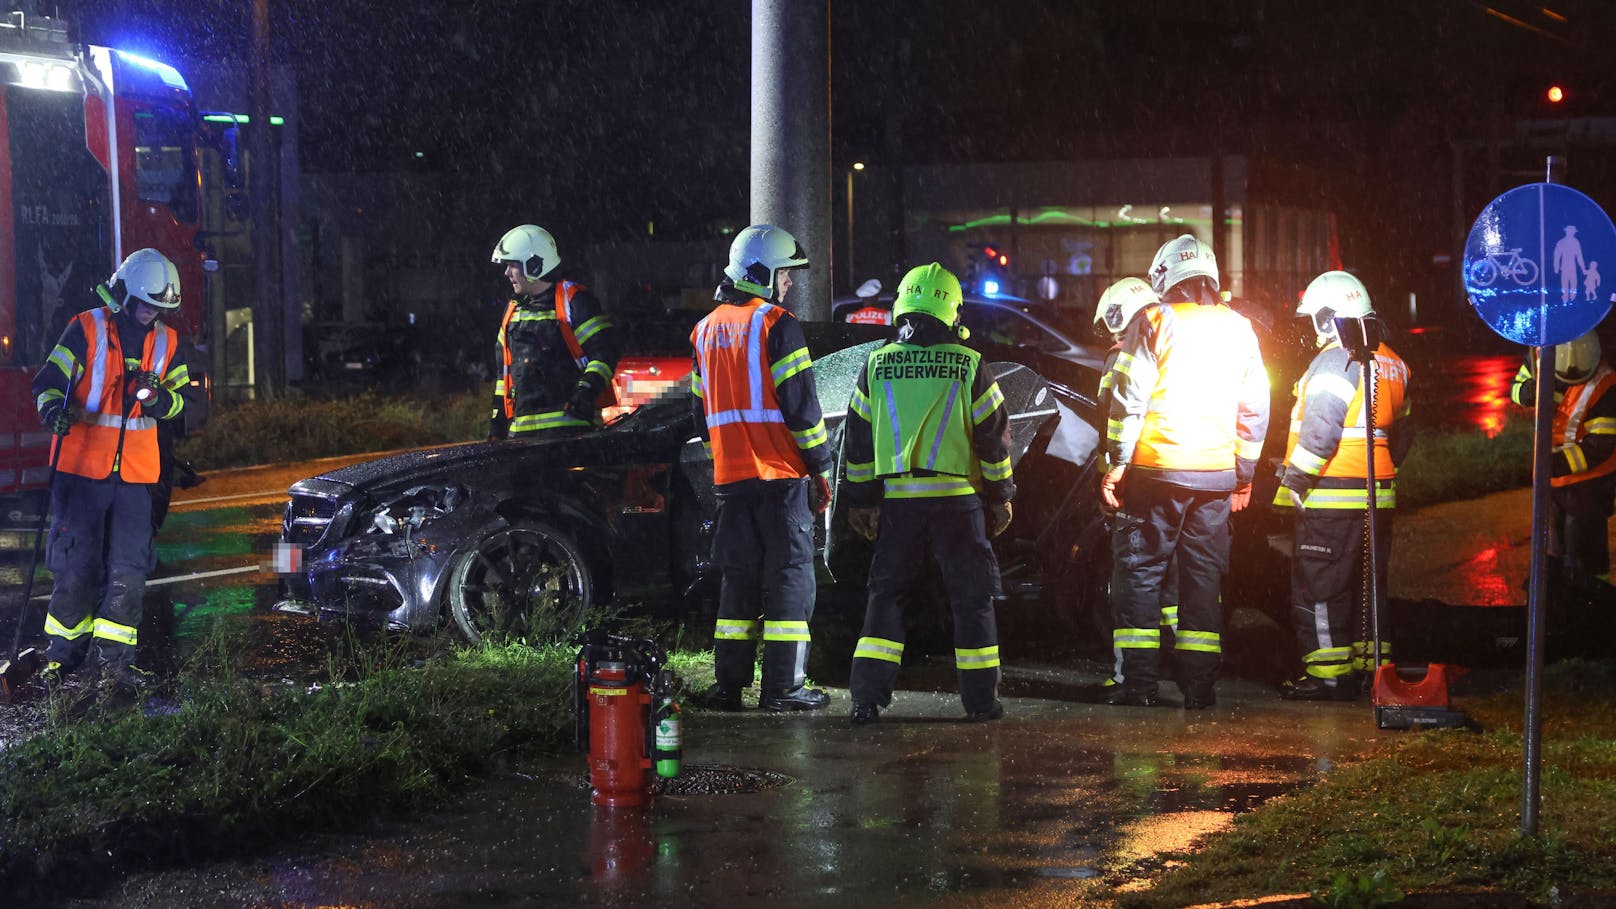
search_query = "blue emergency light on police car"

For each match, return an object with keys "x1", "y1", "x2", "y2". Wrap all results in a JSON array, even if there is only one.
[{"x1": 1463, "y1": 182, "x2": 1615, "y2": 347}]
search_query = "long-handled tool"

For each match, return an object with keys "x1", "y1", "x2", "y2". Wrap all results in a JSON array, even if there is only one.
[
  {"x1": 0, "y1": 418, "x2": 68, "y2": 702},
  {"x1": 1337, "y1": 315, "x2": 1466, "y2": 729}
]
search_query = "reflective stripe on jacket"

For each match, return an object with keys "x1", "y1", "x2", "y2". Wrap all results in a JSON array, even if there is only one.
[
  {"x1": 1275, "y1": 342, "x2": 1410, "y2": 510},
  {"x1": 50, "y1": 307, "x2": 177, "y2": 483},
  {"x1": 497, "y1": 281, "x2": 617, "y2": 420},
  {"x1": 1107, "y1": 300, "x2": 1269, "y2": 486},
  {"x1": 691, "y1": 300, "x2": 821, "y2": 485},
  {"x1": 1551, "y1": 362, "x2": 1616, "y2": 488}
]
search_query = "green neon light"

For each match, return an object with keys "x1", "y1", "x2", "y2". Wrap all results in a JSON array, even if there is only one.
[
  {"x1": 202, "y1": 114, "x2": 286, "y2": 126},
  {"x1": 944, "y1": 207, "x2": 1240, "y2": 232}
]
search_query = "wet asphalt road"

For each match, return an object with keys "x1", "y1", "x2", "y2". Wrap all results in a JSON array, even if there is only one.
[{"x1": 3, "y1": 455, "x2": 1577, "y2": 908}]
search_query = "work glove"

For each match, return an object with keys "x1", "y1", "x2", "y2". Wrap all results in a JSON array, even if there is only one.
[
  {"x1": 986, "y1": 500, "x2": 1013, "y2": 538},
  {"x1": 1231, "y1": 482, "x2": 1253, "y2": 513},
  {"x1": 1100, "y1": 464, "x2": 1126, "y2": 510},
  {"x1": 848, "y1": 506, "x2": 880, "y2": 541},
  {"x1": 809, "y1": 472, "x2": 832, "y2": 515},
  {"x1": 563, "y1": 384, "x2": 597, "y2": 421},
  {"x1": 40, "y1": 400, "x2": 74, "y2": 436},
  {"x1": 487, "y1": 414, "x2": 510, "y2": 442},
  {"x1": 1288, "y1": 489, "x2": 1307, "y2": 511}
]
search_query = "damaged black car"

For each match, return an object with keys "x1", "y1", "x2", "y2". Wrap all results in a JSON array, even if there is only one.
[{"x1": 276, "y1": 337, "x2": 1111, "y2": 645}]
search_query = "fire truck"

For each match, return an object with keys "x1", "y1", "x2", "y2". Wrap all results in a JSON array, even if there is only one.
[{"x1": 0, "y1": 8, "x2": 207, "y2": 520}]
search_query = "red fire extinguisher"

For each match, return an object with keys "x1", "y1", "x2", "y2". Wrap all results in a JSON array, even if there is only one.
[{"x1": 574, "y1": 632, "x2": 680, "y2": 808}]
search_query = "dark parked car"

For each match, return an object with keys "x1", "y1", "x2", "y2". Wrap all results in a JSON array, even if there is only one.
[{"x1": 276, "y1": 339, "x2": 1110, "y2": 645}]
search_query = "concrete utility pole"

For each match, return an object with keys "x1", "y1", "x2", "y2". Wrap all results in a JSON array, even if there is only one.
[
  {"x1": 250, "y1": 0, "x2": 282, "y2": 397},
  {"x1": 750, "y1": 0, "x2": 831, "y2": 320}
]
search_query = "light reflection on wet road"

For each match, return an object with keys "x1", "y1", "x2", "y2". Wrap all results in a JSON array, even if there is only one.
[{"x1": 82, "y1": 681, "x2": 1381, "y2": 909}]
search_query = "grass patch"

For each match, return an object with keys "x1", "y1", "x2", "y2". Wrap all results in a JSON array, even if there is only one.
[
  {"x1": 176, "y1": 391, "x2": 485, "y2": 470},
  {"x1": 0, "y1": 632, "x2": 713, "y2": 890},
  {"x1": 1396, "y1": 418, "x2": 1532, "y2": 511},
  {"x1": 1123, "y1": 659, "x2": 1616, "y2": 907}
]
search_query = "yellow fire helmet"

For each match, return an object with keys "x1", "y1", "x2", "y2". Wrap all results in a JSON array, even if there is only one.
[{"x1": 892, "y1": 262, "x2": 965, "y2": 330}]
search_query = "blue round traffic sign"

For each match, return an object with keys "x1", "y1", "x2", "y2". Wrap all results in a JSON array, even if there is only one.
[{"x1": 1464, "y1": 183, "x2": 1614, "y2": 346}]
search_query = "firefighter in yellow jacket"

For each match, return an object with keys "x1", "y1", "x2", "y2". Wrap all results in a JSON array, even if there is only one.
[
  {"x1": 1276, "y1": 271, "x2": 1412, "y2": 701},
  {"x1": 1510, "y1": 329, "x2": 1616, "y2": 588},
  {"x1": 32, "y1": 249, "x2": 193, "y2": 694},
  {"x1": 690, "y1": 225, "x2": 833, "y2": 712},
  {"x1": 843, "y1": 263, "x2": 1015, "y2": 725},
  {"x1": 1103, "y1": 235, "x2": 1269, "y2": 709},
  {"x1": 489, "y1": 224, "x2": 621, "y2": 438}
]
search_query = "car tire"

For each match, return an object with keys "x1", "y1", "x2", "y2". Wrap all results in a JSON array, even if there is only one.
[{"x1": 445, "y1": 520, "x2": 595, "y2": 644}]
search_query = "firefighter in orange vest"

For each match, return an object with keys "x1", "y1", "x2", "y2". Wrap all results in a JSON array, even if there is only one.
[
  {"x1": 1276, "y1": 272, "x2": 1412, "y2": 701},
  {"x1": 843, "y1": 263, "x2": 1015, "y2": 725},
  {"x1": 488, "y1": 224, "x2": 621, "y2": 439},
  {"x1": 1103, "y1": 234, "x2": 1269, "y2": 709},
  {"x1": 690, "y1": 225, "x2": 833, "y2": 712},
  {"x1": 1510, "y1": 329, "x2": 1616, "y2": 588},
  {"x1": 32, "y1": 248, "x2": 193, "y2": 694}
]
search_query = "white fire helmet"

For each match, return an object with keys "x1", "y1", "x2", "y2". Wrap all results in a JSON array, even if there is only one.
[
  {"x1": 1148, "y1": 233, "x2": 1218, "y2": 297},
  {"x1": 1297, "y1": 270, "x2": 1373, "y2": 347},
  {"x1": 491, "y1": 224, "x2": 560, "y2": 281},
  {"x1": 723, "y1": 224, "x2": 809, "y2": 300},
  {"x1": 111, "y1": 248, "x2": 181, "y2": 309},
  {"x1": 1093, "y1": 277, "x2": 1160, "y2": 338},
  {"x1": 1555, "y1": 330, "x2": 1601, "y2": 384}
]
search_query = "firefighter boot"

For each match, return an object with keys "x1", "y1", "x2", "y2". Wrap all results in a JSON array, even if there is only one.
[
  {"x1": 965, "y1": 699, "x2": 1005, "y2": 722},
  {"x1": 761, "y1": 685, "x2": 830, "y2": 712},
  {"x1": 850, "y1": 702, "x2": 881, "y2": 726},
  {"x1": 694, "y1": 683, "x2": 744, "y2": 712},
  {"x1": 1279, "y1": 675, "x2": 1358, "y2": 702}
]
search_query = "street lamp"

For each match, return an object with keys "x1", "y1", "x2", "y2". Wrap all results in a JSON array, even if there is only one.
[{"x1": 846, "y1": 161, "x2": 864, "y2": 291}]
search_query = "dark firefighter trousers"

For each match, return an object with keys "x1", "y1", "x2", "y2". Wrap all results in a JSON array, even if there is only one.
[
  {"x1": 849, "y1": 497, "x2": 1001, "y2": 715},
  {"x1": 1111, "y1": 474, "x2": 1229, "y2": 700},
  {"x1": 711, "y1": 477, "x2": 815, "y2": 693},
  {"x1": 1290, "y1": 506, "x2": 1394, "y2": 682},
  {"x1": 1550, "y1": 476, "x2": 1614, "y2": 582},
  {"x1": 43, "y1": 472, "x2": 155, "y2": 673}
]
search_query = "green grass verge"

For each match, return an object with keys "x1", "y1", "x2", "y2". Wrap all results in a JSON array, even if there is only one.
[
  {"x1": 176, "y1": 391, "x2": 485, "y2": 470},
  {"x1": 0, "y1": 638, "x2": 714, "y2": 884},
  {"x1": 1124, "y1": 659, "x2": 1616, "y2": 907},
  {"x1": 1396, "y1": 417, "x2": 1533, "y2": 511}
]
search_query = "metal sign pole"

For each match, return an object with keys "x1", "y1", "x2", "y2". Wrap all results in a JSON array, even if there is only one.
[{"x1": 1522, "y1": 154, "x2": 1565, "y2": 836}]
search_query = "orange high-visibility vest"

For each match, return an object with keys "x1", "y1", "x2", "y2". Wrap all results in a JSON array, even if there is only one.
[
  {"x1": 1132, "y1": 302, "x2": 1259, "y2": 472},
  {"x1": 498, "y1": 281, "x2": 617, "y2": 419},
  {"x1": 1284, "y1": 343, "x2": 1410, "y2": 481},
  {"x1": 1552, "y1": 363, "x2": 1616, "y2": 487},
  {"x1": 52, "y1": 307, "x2": 176, "y2": 483},
  {"x1": 692, "y1": 300, "x2": 807, "y2": 485}
]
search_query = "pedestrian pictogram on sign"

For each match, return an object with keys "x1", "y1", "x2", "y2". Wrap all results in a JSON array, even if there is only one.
[{"x1": 1464, "y1": 183, "x2": 1615, "y2": 347}]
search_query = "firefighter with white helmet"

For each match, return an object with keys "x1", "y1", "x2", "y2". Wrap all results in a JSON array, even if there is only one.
[
  {"x1": 1103, "y1": 234, "x2": 1269, "y2": 709},
  {"x1": 32, "y1": 247, "x2": 194, "y2": 697},
  {"x1": 843, "y1": 262, "x2": 1016, "y2": 724},
  {"x1": 1091, "y1": 277, "x2": 1181, "y2": 697},
  {"x1": 488, "y1": 224, "x2": 621, "y2": 439},
  {"x1": 690, "y1": 224, "x2": 834, "y2": 712},
  {"x1": 1511, "y1": 328, "x2": 1616, "y2": 588},
  {"x1": 1276, "y1": 271, "x2": 1413, "y2": 700}
]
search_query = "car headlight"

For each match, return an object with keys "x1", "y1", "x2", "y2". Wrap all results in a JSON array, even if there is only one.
[{"x1": 366, "y1": 484, "x2": 468, "y2": 537}]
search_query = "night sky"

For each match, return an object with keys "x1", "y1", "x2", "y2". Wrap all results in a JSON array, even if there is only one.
[{"x1": 50, "y1": 1, "x2": 1616, "y2": 286}]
